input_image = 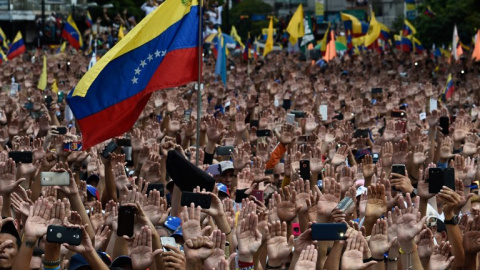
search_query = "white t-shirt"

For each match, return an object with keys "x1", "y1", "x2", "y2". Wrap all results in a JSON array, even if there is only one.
[
  {"x1": 214, "y1": 6, "x2": 223, "y2": 25},
  {"x1": 204, "y1": 27, "x2": 218, "y2": 39},
  {"x1": 141, "y1": 2, "x2": 156, "y2": 15}
]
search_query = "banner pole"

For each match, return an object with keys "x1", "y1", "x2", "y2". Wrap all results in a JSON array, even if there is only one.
[{"x1": 195, "y1": 0, "x2": 203, "y2": 166}]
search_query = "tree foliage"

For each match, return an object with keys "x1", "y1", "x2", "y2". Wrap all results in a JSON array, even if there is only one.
[
  {"x1": 413, "y1": 0, "x2": 480, "y2": 48},
  {"x1": 229, "y1": 0, "x2": 273, "y2": 40}
]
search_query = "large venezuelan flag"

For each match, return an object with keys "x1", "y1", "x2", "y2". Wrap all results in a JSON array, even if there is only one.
[
  {"x1": 67, "y1": 0, "x2": 200, "y2": 148},
  {"x1": 7, "y1": 31, "x2": 26, "y2": 60},
  {"x1": 402, "y1": 20, "x2": 416, "y2": 36},
  {"x1": 62, "y1": 15, "x2": 83, "y2": 50}
]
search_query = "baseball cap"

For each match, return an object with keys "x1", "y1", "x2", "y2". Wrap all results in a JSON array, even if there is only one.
[
  {"x1": 219, "y1": 161, "x2": 234, "y2": 174},
  {"x1": 355, "y1": 149, "x2": 371, "y2": 160},
  {"x1": 171, "y1": 227, "x2": 183, "y2": 237},
  {"x1": 216, "y1": 183, "x2": 229, "y2": 196},
  {"x1": 110, "y1": 255, "x2": 132, "y2": 268},
  {"x1": 164, "y1": 216, "x2": 181, "y2": 232},
  {"x1": 69, "y1": 251, "x2": 112, "y2": 270},
  {"x1": 86, "y1": 185, "x2": 100, "y2": 200}
]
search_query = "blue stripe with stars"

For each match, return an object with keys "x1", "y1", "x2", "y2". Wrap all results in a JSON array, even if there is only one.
[{"x1": 67, "y1": 5, "x2": 199, "y2": 120}]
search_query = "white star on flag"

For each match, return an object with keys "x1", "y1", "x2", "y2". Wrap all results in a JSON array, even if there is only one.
[
  {"x1": 132, "y1": 76, "x2": 138, "y2": 84},
  {"x1": 140, "y1": 60, "x2": 147, "y2": 68},
  {"x1": 147, "y1": 54, "x2": 153, "y2": 61},
  {"x1": 155, "y1": 50, "x2": 161, "y2": 57},
  {"x1": 134, "y1": 67, "x2": 141, "y2": 75}
]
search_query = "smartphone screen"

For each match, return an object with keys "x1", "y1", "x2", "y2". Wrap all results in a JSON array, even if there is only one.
[
  {"x1": 216, "y1": 146, "x2": 233, "y2": 156},
  {"x1": 439, "y1": 116, "x2": 449, "y2": 135},
  {"x1": 256, "y1": 129, "x2": 272, "y2": 137},
  {"x1": 428, "y1": 168, "x2": 443, "y2": 194},
  {"x1": 319, "y1": 105, "x2": 328, "y2": 121},
  {"x1": 286, "y1": 113, "x2": 295, "y2": 125},
  {"x1": 337, "y1": 197, "x2": 354, "y2": 213},
  {"x1": 292, "y1": 223, "x2": 301, "y2": 237},
  {"x1": 391, "y1": 110, "x2": 406, "y2": 118},
  {"x1": 117, "y1": 206, "x2": 135, "y2": 237},
  {"x1": 102, "y1": 140, "x2": 118, "y2": 159},
  {"x1": 160, "y1": 237, "x2": 176, "y2": 252},
  {"x1": 251, "y1": 190, "x2": 264, "y2": 202},
  {"x1": 300, "y1": 160, "x2": 310, "y2": 180},
  {"x1": 391, "y1": 164, "x2": 406, "y2": 176},
  {"x1": 443, "y1": 168, "x2": 455, "y2": 191},
  {"x1": 311, "y1": 223, "x2": 347, "y2": 241},
  {"x1": 46, "y1": 225, "x2": 82, "y2": 246},
  {"x1": 180, "y1": 192, "x2": 212, "y2": 209},
  {"x1": 8, "y1": 151, "x2": 33, "y2": 164}
]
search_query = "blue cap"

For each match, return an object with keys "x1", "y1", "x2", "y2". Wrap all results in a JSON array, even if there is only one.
[
  {"x1": 69, "y1": 251, "x2": 111, "y2": 270},
  {"x1": 86, "y1": 185, "x2": 100, "y2": 200},
  {"x1": 355, "y1": 149, "x2": 371, "y2": 160},
  {"x1": 164, "y1": 216, "x2": 181, "y2": 231},
  {"x1": 171, "y1": 227, "x2": 183, "y2": 237},
  {"x1": 110, "y1": 255, "x2": 132, "y2": 268},
  {"x1": 216, "y1": 183, "x2": 229, "y2": 196}
]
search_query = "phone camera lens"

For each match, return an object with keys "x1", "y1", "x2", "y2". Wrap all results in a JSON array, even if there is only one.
[
  {"x1": 294, "y1": 227, "x2": 299, "y2": 232},
  {"x1": 56, "y1": 232, "x2": 62, "y2": 238}
]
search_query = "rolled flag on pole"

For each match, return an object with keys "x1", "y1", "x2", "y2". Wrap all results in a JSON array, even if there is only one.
[
  {"x1": 323, "y1": 30, "x2": 336, "y2": 62},
  {"x1": 37, "y1": 55, "x2": 47, "y2": 90},
  {"x1": 452, "y1": 25, "x2": 463, "y2": 61},
  {"x1": 263, "y1": 17, "x2": 274, "y2": 56},
  {"x1": 472, "y1": 30, "x2": 480, "y2": 61}
]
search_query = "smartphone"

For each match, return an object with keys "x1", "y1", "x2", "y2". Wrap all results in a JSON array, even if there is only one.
[
  {"x1": 8, "y1": 151, "x2": 33, "y2": 163},
  {"x1": 57, "y1": 91, "x2": 64, "y2": 103},
  {"x1": 184, "y1": 110, "x2": 191, "y2": 121},
  {"x1": 40, "y1": 172, "x2": 70, "y2": 186},
  {"x1": 353, "y1": 129, "x2": 369, "y2": 138},
  {"x1": 181, "y1": 191, "x2": 212, "y2": 209},
  {"x1": 146, "y1": 183, "x2": 165, "y2": 197},
  {"x1": 286, "y1": 113, "x2": 295, "y2": 125},
  {"x1": 256, "y1": 129, "x2": 272, "y2": 137},
  {"x1": 371, "y1": 88, "x2": 383, "y2": 94},
  {"x1": 251, "y1": 190, "x2": 264, "y2": 202},
  {"x1": 250, "y1": 120, "x2": 259, "y2": 128},
  {"x1": 337, "y1": 197, "x2": 354, "y2": 213},
  {"x1": 428, "y1": 168, "x2": 444, "y2": 194},
  {"x1": 45, "y1": 95, "x2": 53, "y2": 109},
  {"x1": 101, "y1": 140, "x2": 118, "y2": 159},
  {"x1": 24, "y1": 102, "x2": 33, "y2": 110},
  {"x1": 63, "y1": 142, "x2": 83, "y2": 152},
  {"x1": 216, "y1": 146, "x2": 233, "y2": 156},
  {"x1": 439, "y1": 116, "x2": 449, "y2": 135},
  {"x1": 319, "y1": 105, "x2": 328, "y2": 121},
  {"x1": 46, "y1": 225, "x2": 82, "y2": 246},
  {"x1": 282, "y1": 99, "x2": 291, "y2": 111},
  {"x1": 443, "y1": 168, "x2": 455, "y2": 191},
  {"x1": 52, "y1": 126, "x2": 68, "y2": 135},
  {"x1": 391, "y1": 110, "x2": 406, "y2": 118},
  {"x1": 429, "y1": 98, "x2": 437, "y2": 112},
  {"x1": 299, "y1": 160, "x2": 310, "y2": 181},
  {"x1": 292, "y1": 223, "x2": 301, "y2": 237},
  {"x1": 291, "y1": 110, "x2": 306, "y2": 118},
  {"x1": 391, "y1": 164, "x2": 406, "y2": 176},
  {"x1": 224, "y1": 241, "x2": 230, "y2": 258},
  {"x1": 372, "y1": 153, "x2": 379, "y2": 163},
  {"x1": 116, "y1": 138, "x2": 131, "y2": 147},
  {"x1": 117, "y1": 205, "x2": 136, "y2": 237},
  {"x1": 311, "y1": 223, "x2": 347, "y2": 241},
  {"x1": 160, "y1": 236, "x2": 176, "y2": 252}
]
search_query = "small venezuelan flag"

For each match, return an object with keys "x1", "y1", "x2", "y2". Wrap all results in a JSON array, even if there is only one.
[
  {"x1": 7, "y1": 31, "x2": 26, "y2": 60},
  {"x1": 62, "y1": 15, "x2": 83, "y2": 50},
  {"x1": 86, "y1": 11, "x2": 93, "y2": 28},
  {"x1": 443, "y1": 73, "x2": 455, "y2": 101},
  {"x1": 67, "y1": 0, "x2": 201, "y2": 148}
]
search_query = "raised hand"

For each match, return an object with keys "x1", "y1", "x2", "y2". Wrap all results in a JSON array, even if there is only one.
[
  {"x1": 24, "y1": 198, "x2": 52, "y2": 240},
  {"x1": 394, "y1": 194, "x2": 426, "y2": 250},
  {"x1": 236, "y1": 212, "x2": 262, "y2": 262},
  {"x1": 94, "y1": 225, "x2": 112, "y2": 251},
  {"x1": 463, "y1": 214, "x2": 480, "y2": 254},
  {"x1": 180, "y1": 204, "x2": 203, "y2": 241},
  {"x1": 143, "y1": 190, "x2": 168, "y2": 226},
  {"x1": 341, "y1": 231, "x2": 377, "y2": 270},
  {"x1": 89, "y1": 201, "x2": 105, "y2": 231},
  {"x1": 365, "y1": 184, "x2": 387, "y2": 220},
  {"x1": 416, "y1": 228, "x2": 434, "y2": 260},
  {"x1": 266, "y1": 221, "x2": 294, "y2": 267},
  {"x1": 63, "y1": 224, "x2": 95, "y2": 255},
  {"x1": 128, "y1": 226, "x2": 162, "y2": 270},
  {"x1": 315, "y1": 177, "x2": 341, "y2": 221},
  {"x1": 204, "y1": 229, "x2": 231, "y2": 270},
  {"x1": 429, "y1": 241, "x2": 455, "y2": 270},
  {"x1": 274, "y1": 187, "x2": 301, "y2": 222},
  {"x1": 369, "y1": 219, "x2": 396, "y2": 259},
  {"x1": 294, "y1": 244, "x2": 317, "y2": 270},
  {"x1": 184, "y1": 235, "x2": 214, "y2": 261},
  {"x1": 163, "y1": 244, "x2": 187, "y2": 269},
  {"x1": 0, "y1": 159, "x2": 24, "y2": 194}
]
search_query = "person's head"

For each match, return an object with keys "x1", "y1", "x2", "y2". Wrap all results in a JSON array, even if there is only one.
[
  {"x1": 214, "y1": 161, "x2": 234, "y2": 188},
  {"x1": 433, "y1": 219, "x2": 447, "y2": 244},
  {"x1": 30, "y1": 248, "x2": 44, "y2": 270},
  {"x1": 273, "y1": 163, "x2": 284, "y2": 187},
  {"x1": 216, "y1": 183, "x2": 229, "y2": 200},
  {"x1": 0, "y1": 234, "x2": 18, "y2": 270}
]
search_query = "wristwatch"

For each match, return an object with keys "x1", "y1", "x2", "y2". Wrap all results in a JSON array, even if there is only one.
[{"x1": 444, "y1": 215, "x2": 459, "y2": 225}]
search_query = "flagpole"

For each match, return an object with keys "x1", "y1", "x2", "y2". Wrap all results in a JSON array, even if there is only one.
[{"x1": 195, "y1": 0, "x2": 203, "y2": 166}]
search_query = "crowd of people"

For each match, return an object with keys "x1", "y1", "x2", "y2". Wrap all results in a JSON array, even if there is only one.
[{"x1": 1, "y1": 5, "x2": 480, "y2": 270}]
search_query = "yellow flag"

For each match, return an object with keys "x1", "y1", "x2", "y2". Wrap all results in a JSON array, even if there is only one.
[
  {"x1": 263, "y1": 17, "x2": 274, "y2": 56},
  {"x1": 118, "y1": 24, "x2": 125, "y2": 40},
  {"x1": 286, "y1": 4, "x2": 304, "y2": 45},
  {"x1": 230, "y1": 26, "x2": 244, "y2": 48},
  {"x1": 364, "y1": 11, "x2": 381, "y2": 47},
  {"x1": 37, "y1": 55, "x2": 47, "y2": 90},
  {"x1": 52, "y1": 79, "x2": 58, "y2": 94}
]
